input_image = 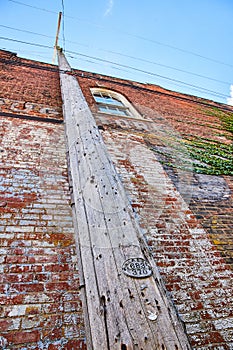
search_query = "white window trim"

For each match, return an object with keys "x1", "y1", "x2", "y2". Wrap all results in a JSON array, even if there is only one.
[{"x1": 91, "y1": 88, "x2": 142, "y2": 119}]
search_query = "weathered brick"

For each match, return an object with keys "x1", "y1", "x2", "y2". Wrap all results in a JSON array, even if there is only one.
[
  {"x1": 100, "y1": 129, "x2": 233, "y2": 348},
  {"x1": 0, "y1": 111, "x2": 85, "y2": 348},
  {"x1": 5, "y1": 330, "x2": 40, "y2": 344}
]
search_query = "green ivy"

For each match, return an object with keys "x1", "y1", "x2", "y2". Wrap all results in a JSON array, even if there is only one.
[
  {"x1": 149, "y1": 138, "x2": 233, "y2": 175},
  {"x1": 147, "y1": 107, "x2": 233, "y2": 175},
  {"x1": 184, "y1": 139, "x2": 233, "y2": 175},
  {"x1": 204, "y1": 107, "x2": 233, "y2": 137}
]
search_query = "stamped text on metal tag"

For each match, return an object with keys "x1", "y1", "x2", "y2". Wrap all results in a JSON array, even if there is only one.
[{"x1": 122, "y1": 258, "x2": 153, "y2": 278}]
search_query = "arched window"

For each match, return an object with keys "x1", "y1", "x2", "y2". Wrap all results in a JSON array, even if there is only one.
[{"x1": 91, "y1": 88, "x2": 141, "y2": 119}]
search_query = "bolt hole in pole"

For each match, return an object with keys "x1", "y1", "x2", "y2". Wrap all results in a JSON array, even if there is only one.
[{"x1": 121, "y1": 345, "x2": 127, "y2": 350}]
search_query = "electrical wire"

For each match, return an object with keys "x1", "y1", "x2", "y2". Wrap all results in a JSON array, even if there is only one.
[
  {"x1": 7, "y1": 0, "x2": 58, "y2": 15},
  {"x1": 66, "y1": 50, "x2": 229, "y2": 99},
  {"x1": 0, "y1": 24, "x2": 54, "y2": 39},
  {"x1": 0, "y1": 24, "x2": 231, "y2": 87},
  {"x1": 0, "y1": 24, "x2": 89, "y2": 48},
  {"x1": 0, "y1": 35, "x2": 230, "y2": 100},
  {"x1": 0, "y1": 36, "x2": 53, "y2": 49},
  {"x1": 96, "y1": 49, "x2": 231, "y2": 86},
  {"x1": 67, "y1": 54, "x2": 220, "y2": 97},
  {"x1": 7, "y1": 0, "x2": 89, "y2": 22},
  {"x1": 66, "y1": 53, "x2": 137, "y2": 75},
  {"x1": 7, "y1": 0, "x2": 233, "y2": 69},
  {"x1": 0, "y1": 54, "x2": 232, "y2": 112}
]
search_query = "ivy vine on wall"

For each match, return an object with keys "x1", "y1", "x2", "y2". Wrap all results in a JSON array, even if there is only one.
[{"x1": 147, "y1": 107, "x2": 233, "y2": 176}]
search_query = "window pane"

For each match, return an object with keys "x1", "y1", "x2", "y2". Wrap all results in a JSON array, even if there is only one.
[
  {"x1": 109, "y1": 108, "x2": 129, "y2": 116},
  {"x1": 98, "y1": 105, "x2": 108, "y2": 113},
  {"x1": 98, "y1": 105, "x2": 129, "y2": 116},
  {"x1": 94, "y1": 94, "x2": 124, "y2": 106}
]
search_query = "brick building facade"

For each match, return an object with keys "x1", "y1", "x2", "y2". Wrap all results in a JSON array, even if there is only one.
[{"x1": 0, "y1": 49, "x2": 232, "y2": 349}]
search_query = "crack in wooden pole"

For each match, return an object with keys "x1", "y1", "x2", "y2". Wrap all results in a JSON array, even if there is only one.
[{"x1": 57, "y1": 49, "x2": 192, "y2": 350}]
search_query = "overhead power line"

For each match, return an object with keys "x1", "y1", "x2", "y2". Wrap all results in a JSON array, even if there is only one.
[
  {"x1": 0, "y1": 36, "x2": 53, "y2": 49},
  {"x1": 123, "y1": 33, "x2": 233, "y2": 69},
  {"x1": 0, "y1": 35, "x2": 230, "y2": 100},
  {"x1": 0, "y1": 24, "x2": 89, "y2": 48},
  {"x1": 7, "y1": 0, "x2": 58, "y2": 15},
  {"x1": 0, "y1": 24, "x2": 54, "y2": 39},
  {"x1": 1, "y1": 54, "x2": 232, "y2": 112},
  {"x1": 66, "y1": 50, "x2": 229, "y2": 99},
  {"x1": 0, "y1": 24, "x2": 231, "y2": 87},
  {"x1": 87, "y1": 48, "x2": 231, "y2": 86},
  {"x1": 7, "y1": 0, "x2": 233, "y2": 69}
]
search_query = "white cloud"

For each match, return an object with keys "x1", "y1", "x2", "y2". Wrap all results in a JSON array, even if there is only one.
[
  {"x1": 227, "y1": 84, "x2": 233, "y2": 106},
  {"x1": 104, "y1": 0, "x2": 114, "y2": 17}
]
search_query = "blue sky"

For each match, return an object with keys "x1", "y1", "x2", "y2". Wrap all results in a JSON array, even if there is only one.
[{"x1": 1, "y1": 0, "x2": 233, "y2": 105}]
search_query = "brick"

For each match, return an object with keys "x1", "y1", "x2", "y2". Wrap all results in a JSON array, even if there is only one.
[
  {"x1": 0, "y1": 319, "x2": 14, "y2": 331},
  {"x1": 44, "y1": 264, "x2": 70, "y2": 272},
  {"x1": 9, "y1": 283, "x2": 44, "y2": 293},
  {"x1": 45, "y1": 282, "x2": 71, "y2": 291},
  {"x1": 63, "y1": 340, "x2": 87, "y2": 350},
  {"x1": 5, "y1": 330, "x2": 40, "y2": 344}
]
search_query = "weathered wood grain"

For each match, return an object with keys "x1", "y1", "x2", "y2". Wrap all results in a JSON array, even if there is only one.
[{"x1": 58, "y1": 49, "x2": 191, "y2": 350}]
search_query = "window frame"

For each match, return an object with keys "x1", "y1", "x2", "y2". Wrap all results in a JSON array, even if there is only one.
[{"x1": 91, "y1": 88, "x2": 142, "y2": 119}]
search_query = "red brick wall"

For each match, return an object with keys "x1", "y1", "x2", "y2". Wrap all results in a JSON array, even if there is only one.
[
  {"x1": 0, "y1": 50, "x2": 86, "y2": 349},
  {"x1": 100, "y1": 130, "x2": 233, "y2": 349},
  {"x1": 0, "y1": 117, "x2": 86, "y2": 349},
  {"x1": 0, "y1": 50, "x2": 62, "y2": 120}
]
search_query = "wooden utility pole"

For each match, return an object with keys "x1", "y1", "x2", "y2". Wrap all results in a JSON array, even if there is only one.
[
  {"x1": 57, "y1": 49, "x2": 191, "y2": 350},
  {"x1": 52, "y1": 12, "x2": 62, "y2": 64}
]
